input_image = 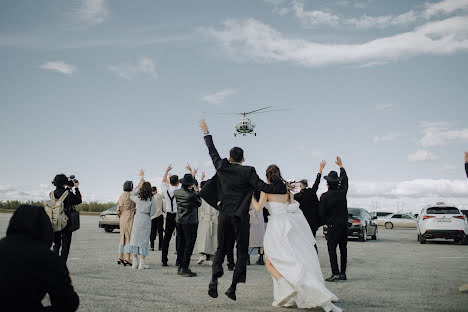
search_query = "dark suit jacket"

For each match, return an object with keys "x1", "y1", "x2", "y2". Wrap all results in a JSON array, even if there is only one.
[
  {"x1": 199, "y1": 135, "x2": 287, "y2": 219},
  {"x1": 294, "y1": 173, "x2": 322, "y2": 230},
  {"x1": 319, "y1": 168, "x2": 349, "y2": 227},
  {"x1": 465, "y1": 162, "x2": 468, "y2": 179}
]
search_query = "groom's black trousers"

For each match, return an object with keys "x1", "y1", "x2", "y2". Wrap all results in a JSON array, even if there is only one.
[
  {"x1": 212, "y1": 213, "x2": 249, "y2": 285},
  {"x1": 327, "y1": 224, "x2": 348, "y2": 275}
]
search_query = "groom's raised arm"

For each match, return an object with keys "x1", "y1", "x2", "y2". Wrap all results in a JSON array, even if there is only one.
[{"x1": 199, "y1": 119, "x2": 224, "y2": 170}]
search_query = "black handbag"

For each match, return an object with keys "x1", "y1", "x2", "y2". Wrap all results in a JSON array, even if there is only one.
[{"x1": 69, "y1": 208, "x2": 80, "y2": 232}]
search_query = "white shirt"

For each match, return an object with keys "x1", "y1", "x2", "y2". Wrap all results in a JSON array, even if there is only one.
[{"x1": 161, "y1": 182, "x2": 180, "y2": 214}]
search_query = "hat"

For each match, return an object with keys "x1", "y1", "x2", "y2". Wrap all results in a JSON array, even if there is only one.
[
  {"x1": 324, "y1": 171, "x2": 343, "y2": 183},
  {"x1": 179, "y1": 174, "x2": 196, "y2": 186}
]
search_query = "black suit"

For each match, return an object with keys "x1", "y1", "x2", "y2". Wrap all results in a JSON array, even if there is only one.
[
  {"x1": 199, "y1": 135, "x2": 286, "y2": 285},
  {"x1": 319, "y1": 168, "x2": 349, "y2": 275},
  {"x1": 294, "y1": 173, "x2": 322, "y2": 236},
  {"x1": 465, "y1": 162, "x2": 468, "y2": 178}
]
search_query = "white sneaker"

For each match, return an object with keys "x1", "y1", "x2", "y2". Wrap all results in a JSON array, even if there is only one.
[
  {"x1": 198, "y1": 256, "x2": 205, "y2": 265},
  {"x1": 276, "y1": 278, "x2": 297, "y2": 307},
  {"x1": 132, "y1": 256, "x2": 139, "y2": 269},
  {"x1": 138, "y1": 264, "x2": 150, "y2": 270}
]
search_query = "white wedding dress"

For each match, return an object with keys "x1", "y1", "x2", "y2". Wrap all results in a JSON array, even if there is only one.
[{"x1": 264, "y1": 200, "x2": 341, "y2": 311}]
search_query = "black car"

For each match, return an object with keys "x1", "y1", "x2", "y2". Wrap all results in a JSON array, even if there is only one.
[{"x1": 324, "y1": 208, "x2": 378, "y2": 242}]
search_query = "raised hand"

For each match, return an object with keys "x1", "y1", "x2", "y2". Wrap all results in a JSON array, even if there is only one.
[
  {"x1": 185, "y1": 163, "x2": 193, "y2": 174},
  {"x1": 465, "y1": 152, "x2": 468, "y2": 162},
  {"x1": 199, "y1": 119, "x2": 209, "y2": 134},
  {"x1": 319, "y1": 160, "x2": 327, "y2": 173},
  {"x1": 166, "y1": 164, "x2": 173, "y2": 173},
  {"x1": 139, "y1": 169, "x2": 145, "y2": 177},
  {"x1": 193, "y1": 168, "x2": 199, "y2": 176},
  {"x1": 335, "y1": 156, "x2": 343, "y2": 168}
]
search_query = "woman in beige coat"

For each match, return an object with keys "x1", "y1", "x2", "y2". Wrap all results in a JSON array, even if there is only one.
[
  {"x1": 116, "y1": 180, "x2": 136, "y2": 266},
  {"x1": 194, "y1": 180, "x2": 218, "y2": 265}
]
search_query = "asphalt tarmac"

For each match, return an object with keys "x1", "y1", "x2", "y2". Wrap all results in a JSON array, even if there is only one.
[{"x1": 1, "y1": 213, "x2": 467, "y2": 312}]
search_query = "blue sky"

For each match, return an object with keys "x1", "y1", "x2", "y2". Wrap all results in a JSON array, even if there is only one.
[{"x1": 1, "y1": 0, "x2": 467, "y2": 212}]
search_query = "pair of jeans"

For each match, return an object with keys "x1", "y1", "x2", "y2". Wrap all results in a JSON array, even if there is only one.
[
  {"x1": 175, "y1": 223, "x2": 198, "y2": 269},
  {"x1": 327, "y1": 225, "x2": 348, "y2": 275},
  {"x1": 212, "y1": 213, "x2": 250, "y2": 285},
  {"x1": 162, "y1": 213, "x2": 177, "y2": 264},
  {"x1": 53, "y1": 228, "x2": 73, "y2": 262},
  {"x1": 150, "y1": 215, "x2": 164, "y2": 249}
]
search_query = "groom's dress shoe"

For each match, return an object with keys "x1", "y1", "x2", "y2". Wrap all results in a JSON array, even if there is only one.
[
  {"x1": 225, "y1": 287, "x2": 236, "y2": 301},
  {"x1": 339, "y1": 273, "x2": 347, "y2": 281},
  {"x1": 208, "y1": 280, "x2": 218, "y2": 298},
  {"x1": 325, "y1": 274, "x2": 340, "y2": 282}
]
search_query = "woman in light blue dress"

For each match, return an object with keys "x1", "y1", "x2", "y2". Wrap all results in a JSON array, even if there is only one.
[{"x1": 129, "y1": 170, "x2": 157, "y2": 269}]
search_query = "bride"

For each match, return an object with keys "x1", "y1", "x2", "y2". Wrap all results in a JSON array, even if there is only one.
[{"x1": 251, "y1": 165, "x2": 342, "y2": 312}]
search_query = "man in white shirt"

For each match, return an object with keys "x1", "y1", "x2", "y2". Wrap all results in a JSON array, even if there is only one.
[
  {"x1": 161, "y1": 165, "x2": 180, "y2": 266},
  {"x1": 150, "y1": 186, "x2": 166, "y2": 251}
]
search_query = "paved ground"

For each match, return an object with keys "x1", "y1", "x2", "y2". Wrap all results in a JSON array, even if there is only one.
[{"x1": 1, "y1": 213, "x2": 467, "y2": 312}]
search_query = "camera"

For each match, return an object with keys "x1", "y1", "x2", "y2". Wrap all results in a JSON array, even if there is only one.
[{"x1": 66, "y1": 175, "x2": 79, "y2": 187}]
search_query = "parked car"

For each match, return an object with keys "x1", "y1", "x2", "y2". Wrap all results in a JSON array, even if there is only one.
[
  {"x1": 378, "y1": 213, "x2": 417, "y2": 229},
  {"x1": 417, "y1": 203, "x2": 467, "y2": 244},
  {"x1": 323, "y1": 208, "x2": 378, "y2": 242},
  {"x1": 99, "y1": 206, "x2": 119, "y2": 232},
  {"x1": 370, "y1": 211, "x2": 393, "y2": 218}
]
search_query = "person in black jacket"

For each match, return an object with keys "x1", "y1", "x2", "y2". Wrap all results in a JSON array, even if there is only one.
[
  {"x1": 319, "y1": 156, "x2": 349, "y2": 282},
  {"x1": 198, "y1": 119, "x2": 287, "y2": 301},
  {"x1": 0, "y1": 205, "x2": 79, "y2": 312},
  {"x1": 465, "y1": 152, "x2": 468, "y2": 178},
  {"x1": 175, "y1": 173, "x2": 202, "y2": 277},
  {"x1": 52, "y1": 174, "x2": 82, "y2": 262},
  {"x1": 294, "y1": 160, "x2": 327, "y2": 242}
]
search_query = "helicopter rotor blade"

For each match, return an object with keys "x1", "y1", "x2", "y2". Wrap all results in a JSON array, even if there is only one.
[
  {"x1": 249, "y1": 108, "x2": 291, "y2": 115},
  {"x1": 243, "y1": 106, "x2": 273, "y2": 115}
]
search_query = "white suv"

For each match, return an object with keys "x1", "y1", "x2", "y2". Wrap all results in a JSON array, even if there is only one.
[{"x1": 417, "y1": 202, "x2": 467, "y2": 244}]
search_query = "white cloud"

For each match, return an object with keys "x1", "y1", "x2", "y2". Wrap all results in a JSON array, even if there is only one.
[
  {"x1": 373, "y1": 132, "x2": 400, "y2": 143},
  {"x1": 201, "y1": 89, "x2": 236, "y2": 105},
  {"x1": 76, "y1": 0, "x2": 108, "y2": 26},
  {"x1": 350, "y1": 179, "x2": 468, "y2": 199},
  {"x1": 418, "y1": 121, "x2": 468, "y2": 147},
  {"x1": 40, "y1": 61, "x2": 77, "y2": 75},
  {"x1": 109, "y1": 57, "x2": 157, "y2": 80},
  {"x1": 424, "y1": 0, "x2": 468, "y2": 18},
  {"x1": 376, "y1": 104, "x2": 393, "y2": 112},
  {"x1": 268, "y1": 0, "x2": 468, "y2": 29},
  {"x1": 408, "y1": 150, "x2": 439, "y2": 162},
  {"x1": 202, "y1": 16, "x2": 468, "y2": 67}
]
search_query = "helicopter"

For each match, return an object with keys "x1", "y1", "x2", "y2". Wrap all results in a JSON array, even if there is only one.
[{"x1": 230, "y1": 106, "x2": 288, "y2": 137}]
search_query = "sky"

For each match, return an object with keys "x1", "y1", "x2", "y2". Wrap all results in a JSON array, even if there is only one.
[{"x1": 0, "y1": 0, "x2": 468, "y2": 213}]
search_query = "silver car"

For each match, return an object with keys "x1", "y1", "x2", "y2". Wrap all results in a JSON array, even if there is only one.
[{"x1": 99, "y1": 206, "x2": 119, "y2": 232}]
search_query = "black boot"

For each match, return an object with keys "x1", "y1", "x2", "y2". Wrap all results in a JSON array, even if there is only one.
[
  {"x1": 256, "y1": 254, "x2": 265, "y2": 265},
  {"x1": 208, "y1": 278, "x2": 218, "y2": 298},
  {"x1": 227, "y1": 262, "x2": 235, "y2": 271},
  {"x1": 180, "y1": 267, "x2": 197, "y2": 277},
  {"x1": 225, "y1": 286, "x2": 237, "y2": 301},
  {"x1": 325, "y1": 274, "x2": 340, "y2": 282}
]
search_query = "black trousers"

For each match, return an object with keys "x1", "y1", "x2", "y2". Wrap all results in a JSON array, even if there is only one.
[
  {"x1": 212, "y1": 213, "x2": 249, "y2": 285},
  {"x1": 53, "y1": 228, "x2": 73, "y2": 262},
  {"x1": 226, "y1": 233, "x2": 235, "y2": 267},
  {"x1": 176, "y1": 223, "x2": 198, "y2": 269},
  {"x1": 162, "y1": 213, "x2": 177, "y2": 264},
  {"x1": 327, "y1": 225, "x2": 348, "y2": 275},
  {"x1": 150, "y1": 215, "x2": 164, "y2": 249}
]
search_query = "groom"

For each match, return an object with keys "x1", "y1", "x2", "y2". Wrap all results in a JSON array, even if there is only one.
[{"x1": 198, "y1": 119, "x2": 287, "y2": 301}]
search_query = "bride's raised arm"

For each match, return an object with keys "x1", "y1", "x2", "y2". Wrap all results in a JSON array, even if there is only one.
[{"x1": 251, "y1": 191, "x2": 268, "y2": 211}]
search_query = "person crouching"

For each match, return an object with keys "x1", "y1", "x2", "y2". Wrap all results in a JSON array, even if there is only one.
[{"x1": 175, "y1": 173, "x2": 201, "y2": 277}]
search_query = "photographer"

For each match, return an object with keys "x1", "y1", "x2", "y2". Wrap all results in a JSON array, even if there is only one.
[{"x1": 51, "y1": 174, "x2": 82, "y2": 262}]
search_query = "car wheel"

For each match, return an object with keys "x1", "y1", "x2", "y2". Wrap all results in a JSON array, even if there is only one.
[
  {"x1": 360, "y1": 227, "x2": 367, "y2": 242},
  {"x1": 384, "y1": 222, "x2": 394, "y2": 229},
  {"x1": 418, "y1": 233, "x2": 426, "y2": 244},
  {"x1": 104, "y1": 227, "x2": 113, "y2": 233}
]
